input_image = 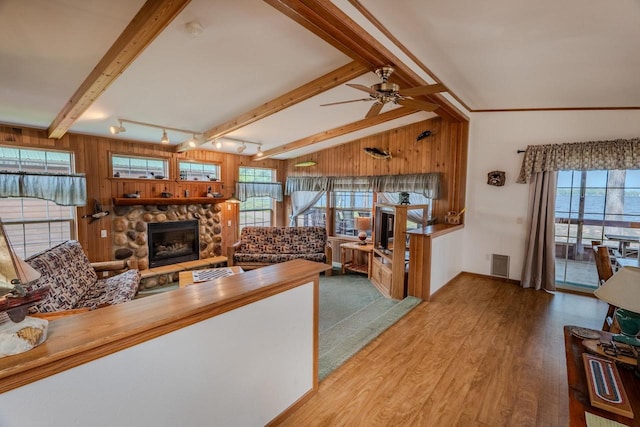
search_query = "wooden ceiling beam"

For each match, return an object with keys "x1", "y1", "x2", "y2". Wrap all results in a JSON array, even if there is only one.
[
  {"x1": 264, "y1": 0, "x2": 467, "y2": 122},
  {"x1": 47, "y1": 0, "x2": 191, "y2": 139},
  {"x1": 251, "y1": 107, "x2": 417, "y2": 160},
  {"x1": 175, "y1": 60, "x2": 369, "y2": 152}
]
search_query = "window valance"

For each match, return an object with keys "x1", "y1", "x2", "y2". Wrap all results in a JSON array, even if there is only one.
[
  {"x1": 517, "y1": 138, "x2": 640, "y2": 184},
  {"x1": 236, "y1": 181, "x2": 283, "y2": 202},
  {"x1": 285, "y1": 173, "x2": 441, "y2": 199},
  {"x1": 0, "y1": 171, "x2": 86, "y2": 206}
]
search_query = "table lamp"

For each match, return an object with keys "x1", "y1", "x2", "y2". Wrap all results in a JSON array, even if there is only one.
[
  {"x1": 594, "y1": 266, "x2": 640, "y2": 347},
  {"x1": 355, "y1": 217, "x2": 371, "y2": 245}
]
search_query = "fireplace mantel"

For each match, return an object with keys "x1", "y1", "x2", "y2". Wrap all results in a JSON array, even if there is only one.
[{"x1": 112, "y1": 197, "x2": 227, "y2": 206}]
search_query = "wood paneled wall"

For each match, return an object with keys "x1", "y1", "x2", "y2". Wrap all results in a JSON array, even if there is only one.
[
  {"x1": 1, "y1": 117, "x2": 467, "y2": 263},
  {"x1": 284, "y1": 117, "x2": 468, "y2": 222},
  {"x1": 0, "y1": 125, "x2": 285, "y2": 262}
]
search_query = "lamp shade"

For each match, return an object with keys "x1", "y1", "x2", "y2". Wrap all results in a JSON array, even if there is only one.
[
  {"x1": 594, "y1": 267, "x2": 640, "y2": 313},
  {"x1": 355, "y1": 216, "x2": 372, "y2": 232}
]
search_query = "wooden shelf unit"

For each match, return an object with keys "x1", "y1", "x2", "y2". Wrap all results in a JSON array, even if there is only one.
[
  {"x1": 371, "y1": 203, "x2": 428, "y2": 300},
  {"x1": 112, "y1": 197, "x2": 226, "y2": 206}
]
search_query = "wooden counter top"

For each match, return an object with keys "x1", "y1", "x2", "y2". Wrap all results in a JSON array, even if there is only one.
[
  {"x1": 406, "y1": 223, "x2": 464, "y2": 238},
  {"x1": 0, "y1": 259, "x2": 329, "y2": 394}
]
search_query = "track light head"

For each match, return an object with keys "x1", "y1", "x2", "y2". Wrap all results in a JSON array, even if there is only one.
[
  {"x1": 237, "y1": 143, "x2": 246, "y2": 154},
  {"x1": 215, "y1": 140, "x2": 222, "y2": 149},
  {"x1": 186, "y1": 133, "x2": 198, "y2": 148},
  {"x1": 256, "y1": 144, "x2": 263, "y2": 157},
  {"x1": 110, "y1": 120, "x2": 125, "y2": 135},
  {"x1": 160, "y1": 129, "x2": 170, "y2": 144}
]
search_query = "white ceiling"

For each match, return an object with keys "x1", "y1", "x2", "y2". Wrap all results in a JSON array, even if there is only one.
[{"x1": 1, "y1": 0, "x2": 638, "y2": 159}]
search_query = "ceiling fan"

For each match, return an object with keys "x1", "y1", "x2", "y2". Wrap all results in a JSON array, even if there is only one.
[{"x1": 321, "y1": 66, "x2": 446, "y2": 118}]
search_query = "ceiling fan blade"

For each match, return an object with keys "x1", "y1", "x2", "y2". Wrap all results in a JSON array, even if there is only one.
[
  {"x1": 346, "y1": 83, "x2": 378, "y2": 95},
  {"x1": 396, "y1": 98, "x2": 439, "y2": 112},
  {"x1": 398, "y1": 83, "x2": 447, "y2": 97},
  {"x1": 320, "y1": 98, "x2": 373, "y2": 107},
  {"x1": 365, "y1": 102, "x2": 384, "y2": 118}
]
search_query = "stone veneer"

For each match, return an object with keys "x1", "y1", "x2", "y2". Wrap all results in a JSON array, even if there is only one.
[{"x1": 111, "y1": 202, "x2": 223, "y2": 280}]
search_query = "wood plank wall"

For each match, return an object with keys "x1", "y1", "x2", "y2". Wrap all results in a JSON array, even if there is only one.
[
  {"x1": 284, "y1": 117, "x2": 468, "y2": 222},
  {"x1": 1, "y1": 116, "x2": 468, "y2": 263},
  {"x1": 0, "y1": 125, "x2": 285, "y2": 262}
]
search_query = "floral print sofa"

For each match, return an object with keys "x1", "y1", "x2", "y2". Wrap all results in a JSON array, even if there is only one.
[
  {"x1": 26, "y1": 240, "x2": 141, "y2": 314},
  {"x1": 227, "y1": 226, "x2": 332, "y2": 275}
]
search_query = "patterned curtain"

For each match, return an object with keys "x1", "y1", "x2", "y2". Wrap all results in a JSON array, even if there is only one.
[
  {"x1": 517, "y1": 138, "x2": 640, "y2": 183},
  {"x1": 285, "y1": 173, "x2": 441, "y2": 198},
  {"x1": 236, "y1": 182, "x2": 283, "y2": 202},
  {"x1": 0, "y1": 171, "x2": 86, "y2": 206}
]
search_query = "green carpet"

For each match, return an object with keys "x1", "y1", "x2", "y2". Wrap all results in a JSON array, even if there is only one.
[{"x1": 318, "y1": 273, "x2": 422, "y2": 380}]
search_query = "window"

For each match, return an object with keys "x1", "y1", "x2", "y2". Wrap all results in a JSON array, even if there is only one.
[
  {"x1": 111, "y1": 154, "x2": 168, "y2": 179},
  {"x1": 555, "y1": 169, "x2": 640, "y2": 291},
  {"x1": 178, "y1": 161, "x2": 220, "y2": 181},
  {"x1": 239, "y1": 167, "x2": 276, "y2": 230},
  {"x1": 333, "y1": 191, "x2": 373, "y2": 236},
  {"x1": 0, "y1": 146, "x2": 75, "y2": 258}
]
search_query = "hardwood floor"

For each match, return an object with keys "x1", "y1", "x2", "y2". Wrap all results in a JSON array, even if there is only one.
[{"x1": 277, "y1": 273, "x2": 608, "y2": 427}]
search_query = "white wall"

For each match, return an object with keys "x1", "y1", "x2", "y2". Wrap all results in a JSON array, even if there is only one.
[
  {"x1": 430, "y1": 229, "x2": 464, "y2": 295},
  {"x1": 0, "y1": 283, "x2": 315, "y2": 427},
  {"x1": 462, "y1": 110, "x2": 640, "y2": 280}
]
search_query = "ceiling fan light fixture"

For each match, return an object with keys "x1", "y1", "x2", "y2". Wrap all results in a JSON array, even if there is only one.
[{"x1": 160, "y1": 129, "x2": 170, "y2": 144}]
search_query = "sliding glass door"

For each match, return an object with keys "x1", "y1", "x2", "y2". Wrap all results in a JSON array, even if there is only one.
[{"x1": 555, "y1": 169, "x2": 640, "y2": 292}]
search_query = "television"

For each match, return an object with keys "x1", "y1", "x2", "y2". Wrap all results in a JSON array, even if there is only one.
[{"x1": 374, "y1": 208, "x2": 395, "y2": 252}]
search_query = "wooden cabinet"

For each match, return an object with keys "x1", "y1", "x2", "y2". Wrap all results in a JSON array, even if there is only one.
[
  {"x1": 370, "y1": 250, "x2": 393, "y2": 298},
  {"x1": 373, "y1": 203, "x2": 427, "y2": 299}
]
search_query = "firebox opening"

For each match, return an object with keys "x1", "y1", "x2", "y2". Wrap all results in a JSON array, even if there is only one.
[{"x1": 148, "y1": 220, "x2": 199, "y2": 268}]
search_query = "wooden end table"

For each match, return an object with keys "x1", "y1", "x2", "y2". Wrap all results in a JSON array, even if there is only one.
[{"x1": 340, "y1": 242, "x2": 374, "y2": 278}]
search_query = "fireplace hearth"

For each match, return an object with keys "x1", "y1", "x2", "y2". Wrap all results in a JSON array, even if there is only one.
[{"x1": 148, "y1": 220, "x2": 199, "y2": 268}]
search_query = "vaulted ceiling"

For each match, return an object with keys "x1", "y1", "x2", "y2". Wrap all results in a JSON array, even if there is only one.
[{"x1": 1, "y1": 0, "x2": 638, "y2": 160}]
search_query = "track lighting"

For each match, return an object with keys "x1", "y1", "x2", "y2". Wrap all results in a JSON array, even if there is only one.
[
  {"x1": 217, "y1": 136, "x2": 263, "y2": 155},
  {"x1": 109, "y1": 120, "x2": 125, "y2": 135},
  {"x1": 109, "y1": 118, "x2": 201, "y2": 147},
  {"x1": 160, "y1": 129, "x2": 169, "y2": 144}
]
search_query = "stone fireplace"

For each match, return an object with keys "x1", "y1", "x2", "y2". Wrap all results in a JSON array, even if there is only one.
[{"x1": 111, "y1": 203, "x2": 223, "y2": 272}]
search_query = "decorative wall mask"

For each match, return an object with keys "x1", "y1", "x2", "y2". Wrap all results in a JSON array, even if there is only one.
[{"x1": 487, "y1": 170, "x2": 506, "y2": 186}]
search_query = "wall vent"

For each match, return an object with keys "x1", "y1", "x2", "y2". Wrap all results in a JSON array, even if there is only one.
[{"x1": 491, "y1": 254, "x2": 510, "y2": 278}]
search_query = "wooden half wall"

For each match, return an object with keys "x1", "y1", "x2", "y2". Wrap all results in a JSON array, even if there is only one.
[{"x1": 284, "y1": 117, "x2": 469, "y2": 222}]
